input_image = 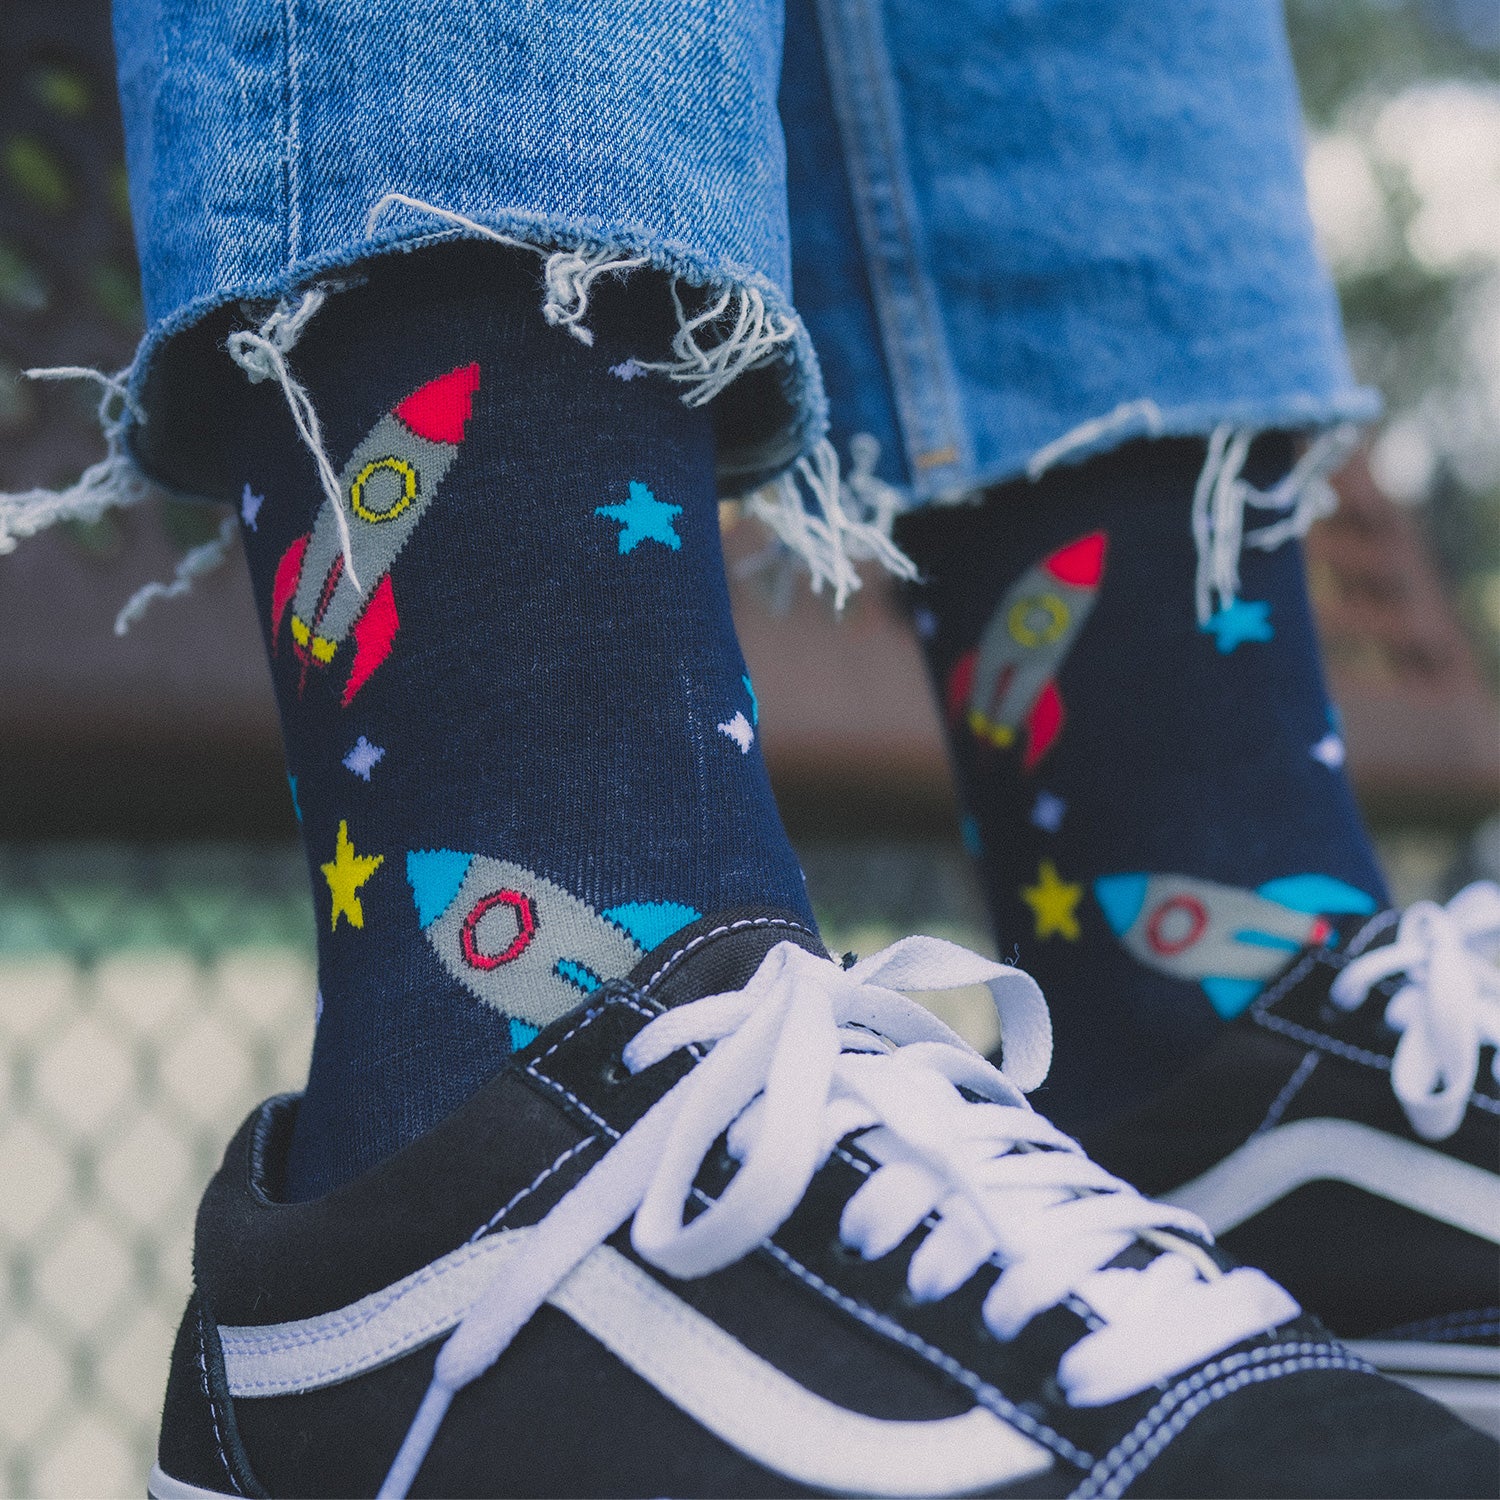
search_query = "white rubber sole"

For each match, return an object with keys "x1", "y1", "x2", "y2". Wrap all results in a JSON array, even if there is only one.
[{"x1": 1346, "y1": 1340, "x2": 1500, "y2": 1440}]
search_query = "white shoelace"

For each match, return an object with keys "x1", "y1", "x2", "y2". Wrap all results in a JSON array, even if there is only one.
[
  {"x1": 379, "y1": 938, "x2": 1296, "y2": 1497},
  {"x1": 1329, "y1": 881, "x2": 1500, "y2": 1141},
  {"x1": 1190, "y1": 423, "x2": 1357, "y2": 627}
]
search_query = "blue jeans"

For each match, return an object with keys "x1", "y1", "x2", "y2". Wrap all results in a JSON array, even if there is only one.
[{"x1": 110, "y1": 0, "x2": 1375, "y2": 510}]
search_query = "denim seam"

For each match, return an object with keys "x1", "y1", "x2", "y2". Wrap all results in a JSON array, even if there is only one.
[
  {"x1": 813, "y1": 0, "x2": 972, "y2": 499},
  {"x1": 282, "y1": 0, "x2": 302, "y2": 264}
]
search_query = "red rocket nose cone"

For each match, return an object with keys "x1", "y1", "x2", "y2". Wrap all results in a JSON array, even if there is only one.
[
  {"x1": 393, "y1": 363, "x2": 481, "y2": 444},
  {"x1": 1042, "y1": 531, "x2": 1107, "y2": 587}
]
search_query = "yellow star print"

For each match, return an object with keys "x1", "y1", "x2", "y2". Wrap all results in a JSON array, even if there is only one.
[
  {"x1": 1022, "y1": 859, "x2": 1082, "y2": 941},
  {"x1": 321, "y1": 820, "x2": 384, "y2": 931}
]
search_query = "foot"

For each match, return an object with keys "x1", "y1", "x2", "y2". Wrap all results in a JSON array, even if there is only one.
[
  {"x1": 1080, "y1": 884, "x2": 1500, "y2": 1438},
  {"x1": 151, "y1": 910, "x2": 1495, "y2": 1497}
]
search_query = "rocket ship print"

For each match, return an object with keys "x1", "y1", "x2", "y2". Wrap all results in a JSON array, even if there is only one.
[
  {"x1": 945, "y1": 532, "x2": 1107, "y2": 771},
  {"x1": 405, "y1": 849, "x2": 699, "y2": 1049},
  {"x1": 1094, "y1": 871, "x2": 1377, "y2": 1019},
  {"x1": 269, "y1": 363, "x2": 481, "y2": 705}
]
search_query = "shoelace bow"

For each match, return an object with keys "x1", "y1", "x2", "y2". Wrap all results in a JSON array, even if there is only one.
[
  {"x1": 1329, "y1": 881, "x2": 1500, "y2": 1141},
  {"x1": 380, "y1": 938, "x2": 1296, "y2": 1497}
]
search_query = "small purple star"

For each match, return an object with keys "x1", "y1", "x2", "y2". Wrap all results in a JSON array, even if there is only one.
[
  {"x1": 609, "y1": 358, "x2": 648, "y2": 382},
  {"x1": 240, "y1": 483, "x2": 264, "y2": 531},
  {"x1": 1031, "y1": 791, "x2": 1067, "y2": 833},
  {"x1": 342, "y1": 736, "x2": 385, "y2": 781},
  {"x1": 1310, "y1": 732, "x2": 1346, "y2": 769}
]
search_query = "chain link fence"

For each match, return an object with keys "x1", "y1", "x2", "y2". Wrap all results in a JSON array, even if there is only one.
[{"x1": 0, "y1": 847, "x2": 315, "y2": 1498}]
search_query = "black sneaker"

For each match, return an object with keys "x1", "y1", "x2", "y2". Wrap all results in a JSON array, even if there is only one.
[
  {"x1": 150, "y1": 909, "x2": 1495, "y2": 1499},
  {"x1": 1081, "y1": 884, "x2": 1500, "y2": 1438}
]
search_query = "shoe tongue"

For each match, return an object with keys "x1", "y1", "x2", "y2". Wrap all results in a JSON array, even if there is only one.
[{"x1": 626, "y1": 906, "x2": 830, "y2": 1010}]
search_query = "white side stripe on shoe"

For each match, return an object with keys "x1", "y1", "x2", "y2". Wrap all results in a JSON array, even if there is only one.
[
  {"x1": 218, "y1": 1231, "x2": 1054, "y2": 1497},
  {"x1": 1162, "y1": 1117, "x2": 1500, "y2": 1241},
  {"x1": 219, "y1": 1230, "x2": 536, "y2": 1396}
]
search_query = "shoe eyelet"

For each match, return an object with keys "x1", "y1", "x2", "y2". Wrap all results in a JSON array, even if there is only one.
[{"x1": 599, "y1": 1056, "x2": 631, "y2": 1085}]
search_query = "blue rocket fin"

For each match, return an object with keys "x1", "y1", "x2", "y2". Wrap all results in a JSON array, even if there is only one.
[
  {"x1": 1232, "y1": 928, "x2": 1302, "y2": 952},
  {"x1": 1094, "y1": 875, "x2": 1149, "y2": 936},
  {"x1": 1257, "y1": 875, "x2": 1377, "y2": 917},
  {"x1": 509, "y1": 1018, "x2": 540, "y2": 1050},
  {"x1": 603, "y1": 901, "x2": 700, "y2": 950},
  {"x1": 406, "y1": 848, "x2": 475, "y2": 927},
  {"x1": 1201, "y1": 977, "x2": 1263, "y2": 1019},
  {"x1": 555, "y1": 957, "x2": 604, "y2": 994}
]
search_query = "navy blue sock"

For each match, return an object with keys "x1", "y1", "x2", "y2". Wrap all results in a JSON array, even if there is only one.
[
  {"x1": 229, "y1": 246, "x2": 813, "y2": 1199},
  {"x1": 896, "y1": 438, "x2": 1389, "y2": 1129}
]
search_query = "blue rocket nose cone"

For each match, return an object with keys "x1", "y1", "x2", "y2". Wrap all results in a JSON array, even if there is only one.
[{"x1": 1094, "y1": 874, "x2": 1149, "y2": 935}]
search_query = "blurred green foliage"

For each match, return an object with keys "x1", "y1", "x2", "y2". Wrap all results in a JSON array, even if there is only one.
[{"x1": 1287, "y1": 0, "x2": 1500, "y2": 681}]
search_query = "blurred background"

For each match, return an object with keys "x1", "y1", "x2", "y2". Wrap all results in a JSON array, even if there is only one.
[{"x1": 1, "y1": 0, "x2": 1497, "y2": 1493}]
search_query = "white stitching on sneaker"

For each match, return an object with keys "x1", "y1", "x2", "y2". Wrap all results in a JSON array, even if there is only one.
[
  {"x1": 1249, "y1": 945, "x2": 1330, "y2": 1016},
  {"x1": 642, "y1": 915, "x2": 820, "y2": 992},
  {"x1": 758, "y1": 1238, "x2": 1094, "y2": 1468},
  {"x1": 1253, "y1": 1052, "x2": 1320, "y2": 1135},
  {"x1": 1249, "y1": 917, "x2": 1500, "y2": 1120},
  {"x1": 467, "y1": 1137, "x2": 599, "y2": 1243},
  {"x1": 527, "y1": 1021, "x2": 1055, "y2": 1465},
  {"x1": 197, "y1": 1305, "x2": 244, "y2": 1496},
  {"x1": 524, "y1": 996, "x2": 661, "y2": 1135},
  {"x1": 1074, "y1": 1343, "x2": 1372, "y2": 1498}
]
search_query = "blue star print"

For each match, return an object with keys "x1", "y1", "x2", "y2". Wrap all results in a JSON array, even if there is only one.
[
  {"x1": 595, "y1": 480, "x2": 682, "y2": 554},
  {"x1": 1202, "y1": 597, "x2": 1274, "y2": 653}
]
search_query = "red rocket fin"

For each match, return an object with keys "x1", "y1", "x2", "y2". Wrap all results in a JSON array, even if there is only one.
[
  {"x1": 1023, "y1": 678, "x2": 1065, "y2": 770},
  {"x1": 945, "y1": 648, "x2": 977, "y2": 725},
  {"x1": 1042, "y1": 531, "x2": 1107, "y2": 588},
  {"x1": 343, "y1": 573, "x2": 399, "y2": 706},
  {"x1": 393, "y1": 363, "x2": 481, "y2": 444},
  {"x1": 270, "y1": 534, "x2": 309, "y2": 646}
]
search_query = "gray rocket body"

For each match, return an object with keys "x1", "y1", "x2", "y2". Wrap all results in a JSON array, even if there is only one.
[
  {"x1": 1108, "y1": 874, "x2": 1326, "y2": 984},
  {"x1": 291, "y1": 414, "x2": 460, "y2": 650},
  {"x1": 415, "y1": 855, "x2": 648, "y2": 1032},
  {"x1": 968, "y1": 568, "x2": 1098, "y2": 738}
]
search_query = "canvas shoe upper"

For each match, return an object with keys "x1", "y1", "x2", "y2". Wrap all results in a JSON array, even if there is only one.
[
  {"x1": 1081, "y1": 883, "x2": 1500, "y2": 1435},
  {"x1": 151, "y1": 908, "x2": 1497, "y2": 1499}
]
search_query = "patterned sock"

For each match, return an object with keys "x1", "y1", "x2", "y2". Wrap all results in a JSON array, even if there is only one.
[
  {"x1": 228, "y1": 247, "x2": 813, "y2": 1199},
  {"x1": 895, "y1": 437, "x2": 1389, "y2": 1129}
]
